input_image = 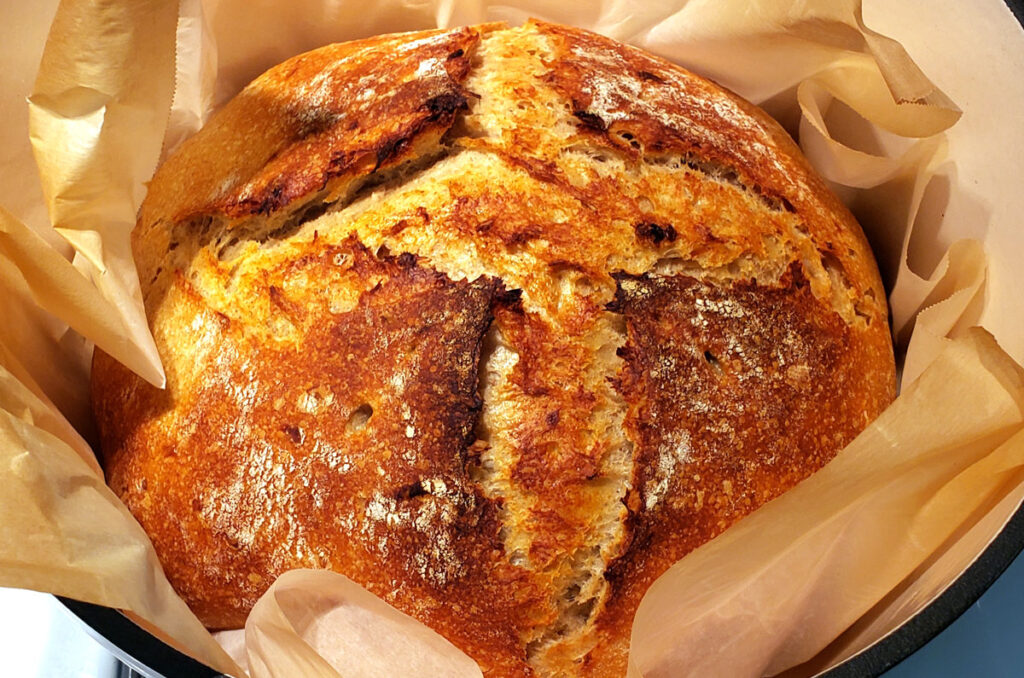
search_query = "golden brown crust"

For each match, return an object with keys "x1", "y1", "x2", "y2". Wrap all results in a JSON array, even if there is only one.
[
  {"x1": 92, "y1": 20, "x2": 896, "y2": 678},
  {"x1": 583, "y1": 264, "x2": 888, "y2": 675},
  {"x1": 533, "y1": 21, "x2": 887, "y2": 320},
  {"x1": 95, "y1": 240, "x2": 539, "y2": 674},
  {"x1": 143, "y1": 26, "x2": 480, "y2": 220}
]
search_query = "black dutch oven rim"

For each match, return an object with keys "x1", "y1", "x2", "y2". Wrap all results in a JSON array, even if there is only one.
[{"x1": 57, "y1": 497, "x2": 1024, "y2": 677}]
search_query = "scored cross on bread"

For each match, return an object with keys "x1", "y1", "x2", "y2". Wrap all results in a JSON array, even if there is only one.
[{"x1": 91, "y1": 21, "x2": 895, "y2": 677}]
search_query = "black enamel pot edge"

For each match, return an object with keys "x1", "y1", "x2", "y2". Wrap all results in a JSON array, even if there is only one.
[
  {"x1": 57, "y1": 597, "x2": 218, "y2": 678},
  {"x1": 55, "y1": 496, "x2": 1024, "y2": 678},
  {"x1": 55, "y1": 489, "x2": 1024, "y2": 678},
  {"x1": 1007, "y1": 0, "x2": 1024, "y2": 26},
  {"x1": 56, "y1": 1, "x2": 1024, "y2": 676},
  {"x1": 817, "y1": 496, "x2": 1024, "y2": 678}
]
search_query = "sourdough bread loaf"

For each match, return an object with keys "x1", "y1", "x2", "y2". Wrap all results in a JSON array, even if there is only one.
[{"x1": 91, "y1": 21, "x2": 896, "y2": 677}]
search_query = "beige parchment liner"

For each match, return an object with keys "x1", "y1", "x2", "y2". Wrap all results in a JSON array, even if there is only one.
[{"x1": 1, "y1": 0, "x2": 1022, "y2": 676}]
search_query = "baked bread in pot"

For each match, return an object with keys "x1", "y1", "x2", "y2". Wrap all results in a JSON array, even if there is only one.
[{"x1": 91, "y1": 20, "x2": 896, "y2": 677}]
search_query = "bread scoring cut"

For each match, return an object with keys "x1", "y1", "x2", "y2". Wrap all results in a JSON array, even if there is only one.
[{"x1": 92, "y1": 20, "x2": 896, "y2": 677}]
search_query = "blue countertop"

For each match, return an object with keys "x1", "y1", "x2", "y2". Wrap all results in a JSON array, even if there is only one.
[{"x1": 884, "y1": 550, "x2": 1024, "y2": 677}]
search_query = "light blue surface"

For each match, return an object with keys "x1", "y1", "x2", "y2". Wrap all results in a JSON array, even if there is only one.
[
  {"x1": 883, "y1": 552, "x2": 1024, "y2": 677},
  {"x1": 0, "y1": 587, "x2": 120, "y2": 677}
]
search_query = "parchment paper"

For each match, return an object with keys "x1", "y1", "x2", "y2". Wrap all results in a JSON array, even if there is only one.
[
  {"x1": 240, "y1": 570, "x2": 482, "y2": 678},
  {"x1": 1, "y1": 0, "x2": 1022, "y2": 676}
]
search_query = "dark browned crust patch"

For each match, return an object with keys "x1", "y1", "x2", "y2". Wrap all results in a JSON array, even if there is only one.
[
  {"x1": 135, "y1": 26, "x2": 489, "y2": 241},
  {"x1": 94, "y1": 240, "x2": 540, "y2": 675},
  {"x1": 582, "y1": 264, "x2": 886, "y2": 674},
  {"x1": 223, "y1": 29, "x2": 479, "y2": 218},
  {"x1": 540, "y1": 22, "x2": 783, "y2": 192}
]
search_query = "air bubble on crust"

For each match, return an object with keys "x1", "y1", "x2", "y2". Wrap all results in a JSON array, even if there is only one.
[
  {"x1": 704, "y1": 350, "x2": 724, "y2": 375},
  {"x1": 347, "y1": 403, "x2": 373, "y2": 432}
]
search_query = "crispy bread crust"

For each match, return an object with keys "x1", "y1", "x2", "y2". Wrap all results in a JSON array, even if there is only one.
[{"x1": 92, "y1": 21, "x2": 895, "y2": 677}]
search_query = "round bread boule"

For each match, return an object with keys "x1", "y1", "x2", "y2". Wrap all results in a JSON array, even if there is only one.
[{"x1": 91, "y1": 20, "x2": 896, "y2": 677}]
